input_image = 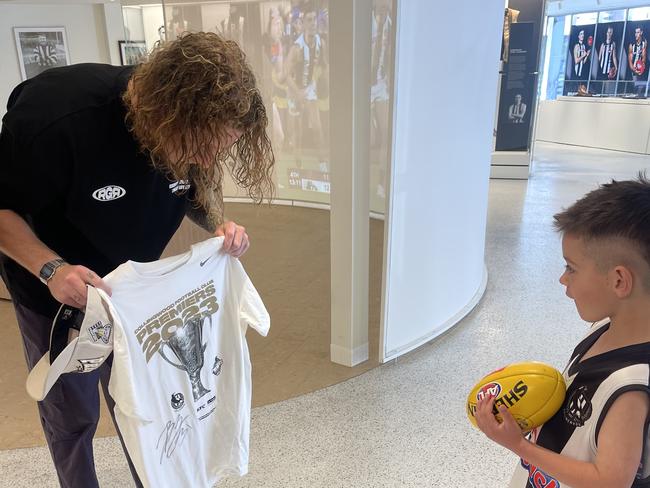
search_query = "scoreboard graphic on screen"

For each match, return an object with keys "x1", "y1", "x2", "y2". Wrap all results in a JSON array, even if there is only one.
[{"x1": 287, "y1": 168, "x2": 330, "y2": 194}]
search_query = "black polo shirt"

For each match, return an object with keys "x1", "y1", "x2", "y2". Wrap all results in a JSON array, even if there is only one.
[{"x1": 0, "y1": 63, "x2": 190, "y2": 317}]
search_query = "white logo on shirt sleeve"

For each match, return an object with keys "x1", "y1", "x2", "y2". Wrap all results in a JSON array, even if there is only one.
[{"x1": 169, "y1": 180, "x2": 191, "y2": 194}]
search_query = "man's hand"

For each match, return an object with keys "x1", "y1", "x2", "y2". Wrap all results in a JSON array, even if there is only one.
[
  {"x1": 215, "y1": 221, "x2": 250, "y2": 258},
  {"x1": 48, "y1": 264, "x2": 112, "y2": 308}
]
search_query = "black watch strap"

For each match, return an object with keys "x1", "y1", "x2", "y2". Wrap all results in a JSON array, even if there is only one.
[{"x1": 39, "y1": 259, "x2": 67, "y2": 285}]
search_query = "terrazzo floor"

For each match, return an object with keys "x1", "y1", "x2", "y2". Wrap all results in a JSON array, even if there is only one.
[{"x1": 2, "y1": 141, "x2": 649, "y2": 487}]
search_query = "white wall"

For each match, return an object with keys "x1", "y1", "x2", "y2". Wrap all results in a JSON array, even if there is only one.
[
  {"x1": 536, "y1": 97, "x2": 650, "y2": 153},
  {"x1": 380, "y1": 0, "x2": 501, "y2": 361},
  {"x1": 0, "y1": 3, "x2": 113, "y2": 117}
]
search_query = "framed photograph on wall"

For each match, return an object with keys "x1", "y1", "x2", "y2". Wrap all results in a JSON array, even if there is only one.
[
  {"x1": 118, "y1": 40, "x2": 147, "y2": 65},
  {"x1": 13, "y1": 27, "x2": 70, "y2": 80}
]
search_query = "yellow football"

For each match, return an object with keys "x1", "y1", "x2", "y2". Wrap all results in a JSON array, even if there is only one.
[{"x1": 466, "y1": 361, "x2": 566, "y2": 431}]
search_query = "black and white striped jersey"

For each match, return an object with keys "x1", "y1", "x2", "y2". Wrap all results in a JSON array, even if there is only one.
[
  {"x1": 632, "y1": 42, "x2": 645, "y2": 71},
  {"x1": 509, "y1": 320, "x2": 650, "y2": 488},
  {"x1": 600, "y1": 41, "x2": 615, "y2": 75},
  {"x1": 575, "y1": 42, "x2": 587, "y2": 78},
  {"x1": 33, "y1": 43, "x2": 57, "y2": 67}
]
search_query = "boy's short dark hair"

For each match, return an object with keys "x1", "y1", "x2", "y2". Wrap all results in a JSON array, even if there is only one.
[{"x1": 554, "y1": 173, "x2": 650, "y2": 271}]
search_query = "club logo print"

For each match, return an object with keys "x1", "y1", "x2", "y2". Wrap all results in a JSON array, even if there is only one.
[
  {"x1": 92, "y1": 185, "x2": 126, "y2": 201},
  {"x1": 171, "y1": 392, "x2": 185, "y2": 410},
  {"x1": 564, "y1": 385, "x2": 592, "y2": 427},
  {"x1": 212, "y1": 356, "x2": 223, "y2": 376},
  {"x1": 88, "y1": 321, "x2": 112, "y2": 344}
]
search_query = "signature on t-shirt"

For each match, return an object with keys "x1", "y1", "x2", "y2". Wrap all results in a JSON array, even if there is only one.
[{"x1": 156, "y1": 414, "x2": 192, "y2": 464}]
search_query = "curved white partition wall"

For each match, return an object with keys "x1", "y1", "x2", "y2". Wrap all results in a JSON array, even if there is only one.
[{"x1": 379, "y1": 0, "x2": 502, "y2": 361}]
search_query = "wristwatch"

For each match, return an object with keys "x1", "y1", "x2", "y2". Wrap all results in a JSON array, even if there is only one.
[{"x1": 39, "y1": 259, "x2": 67, "y2": 285}]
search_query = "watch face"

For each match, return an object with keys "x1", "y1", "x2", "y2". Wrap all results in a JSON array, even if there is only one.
[
  {"x1": 40, "y1": 263, "x2": 55, "y2": 280},
  {"x1": 40, "y1": 260, "x2": 63, "y2": 282}
]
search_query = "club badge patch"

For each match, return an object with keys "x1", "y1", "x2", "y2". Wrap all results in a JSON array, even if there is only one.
[
  {"x1": 88, "y1": 321, "x2": 112, "y2": 344},
  {"x1": 564, "y1": 385, "x2": 592, "y2": 427},
  {"x1": 171, "y1": 392, "x2": 185, "y2": 410}
]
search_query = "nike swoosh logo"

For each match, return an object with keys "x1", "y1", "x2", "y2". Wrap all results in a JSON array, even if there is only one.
[{"x1": 200, "y1": 256, "x2": 212, "y2": 267}]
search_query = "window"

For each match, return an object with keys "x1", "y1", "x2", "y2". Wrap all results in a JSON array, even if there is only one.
[{"x1": 539, "y1": 8, "x2": 650, "y2": 99}]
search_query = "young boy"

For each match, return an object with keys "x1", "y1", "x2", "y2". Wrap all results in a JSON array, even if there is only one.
[{"x1": 476, "y1": 176, "x2": 650, "y2": 488}]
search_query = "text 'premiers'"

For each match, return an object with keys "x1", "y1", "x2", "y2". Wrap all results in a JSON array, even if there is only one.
[{"x1": 135, "y1": 281, "x2": 219, "y2": 362}]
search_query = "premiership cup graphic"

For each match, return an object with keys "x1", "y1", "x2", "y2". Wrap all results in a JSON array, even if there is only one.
[{"x1": 159, "y1": 313, "x2": 212, "y2": 401}]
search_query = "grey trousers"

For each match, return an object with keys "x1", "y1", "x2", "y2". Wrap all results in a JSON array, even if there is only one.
[{"x1": 14, "y1": 302, "x2": 143, "y2": 488}]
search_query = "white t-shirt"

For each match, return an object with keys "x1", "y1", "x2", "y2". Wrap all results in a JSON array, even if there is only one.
[{"x1": 102, "y1": 237, "x2": 269, "y2": 487}]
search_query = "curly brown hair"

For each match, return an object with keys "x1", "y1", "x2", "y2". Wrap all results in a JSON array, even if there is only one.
[{"x1": 123, "y1": 31, "x2": 275, "y2": 224}]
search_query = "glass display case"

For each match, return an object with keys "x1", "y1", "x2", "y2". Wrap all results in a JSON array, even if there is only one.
[{"x1": 120, "y1": 0, "x2": 393, "y2": 214}]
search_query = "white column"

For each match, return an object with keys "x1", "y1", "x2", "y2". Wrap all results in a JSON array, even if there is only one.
[
  {"x1": 329, "y1": 0, "x2": 372, "y2": 367},
  {"x1": 380, "y1": 0, "x2": 502, "y2": 361},
  {"x1": 92, "y1": 4, "x2": 111, "y2": 64},
  {"x1": 103, "y1": 2, "x2": 126, "y2": 66}
]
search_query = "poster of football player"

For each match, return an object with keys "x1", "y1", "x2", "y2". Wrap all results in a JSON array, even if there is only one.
[
  {"x1": 590, "y1": 21, "x2": 624, "y2": 95},
  {"x1": 564, "y1": 24, "x2": 596, "y2": 95},
  {"x1": 13, "y1": 27, "x2": 70, "y2": 80},
  {"x1": 621, "y1": 20, "x2": 650, "y2": 96},
  {"x1": 495, "y1": 22, "x2": 535, "y2": 151},
  {"x1": 507, "y1": 93, "x2": 527, "y2": 124}
]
